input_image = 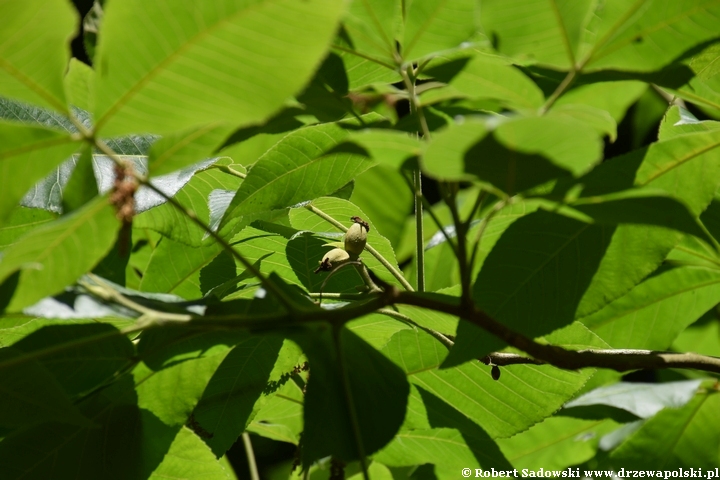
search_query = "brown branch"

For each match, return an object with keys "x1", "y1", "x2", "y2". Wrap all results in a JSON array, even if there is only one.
[{"x1": 390, "y1": 290, "x2": 720, "y2": 375}]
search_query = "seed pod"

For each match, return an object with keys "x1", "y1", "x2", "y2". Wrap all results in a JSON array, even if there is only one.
[
  {"x1": 314, "y1": 248, "x2": 350, "y2": 273},
  {"x1": 344, "y1": 222, "x2": 368, "y2": 256}
]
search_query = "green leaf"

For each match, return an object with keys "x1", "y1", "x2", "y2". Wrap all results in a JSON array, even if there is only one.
[
  {"x1": 135, "y1": 355, "x2": 229, "y2": 428},
  {"x1": 581, "y1": 266, "x2": 720, "y2": 349},
  {"x1": 583, "y1": 0, "x2": 720, "y2": 73},
  {"x1": 610, "y1": 386, "x2": 720, "y2": 468},
  {"x1": 148, "y1": 124, "x2": 235, "y2": 176},
  {"x1": 62, "y1": 147, "x2": 98, "y2": 213},
  {"x1": 497, "y1": 416, "x2": 620, "y2": 471},
  {"x1": 149, "y1": 427, "x2": 233, "y2": 479},
  {"x1": 134, "y1": 158, "x2": 243, "y2": 246},
  {"x1": 565, "y1": 380, "x2": 703, "y2": 419},
  {"x1": 0, "y1": 375, "x2": 179, "y2": 480},
  {"x1": 658, "y1": 105, "x2": 720, "y2": 141},
  {"x1": 422, "y1": 115, "x2": 602, "y2": 194},
  {"x1": 190, "y1": 335, "x2": 285, "y2": 456},
  {"x1": 0, "y1": 121, "x2": 79, "y2": 224},
  {"x1": 570, "y1": 190, "x2": 712, "y2": 242},
  {"x1": 221, "y1": 119, "x2": 378, "y2": 228},
  {"x1": 10, "y1": 323, "x2": 135, "y2": 397},
  {"x1": 402, "y1": 0, "x2": 478, "y2": 61},
  {"x1": 342, "y1": 0, "x2": 402, "y2": 63},
  {"x1": 415, "y1": 323, "x2": 602, "y2": 438},
  {"x1": 138, "y1": 327, "x2": 247, "y2": 372},
  {"x1": 64, "y1": 59, "x2": 95, "y2": 112},
  {"x1": 424, "y1": 56, "x2": 545, "y2": 111},
  {"x1": 0, "y1": 196, "x2": 121, "y2": 311},
  {"x1": 482, "y1": 0, "x2": 720, "y2": 73},
  {"x1": 291, "y1": 325, "x2": 409, "y2": 465},
  {"x1": 579, "y1": 128, "x2": 720, "y2": 216},
  {"x1": 555, "y1": 81, "x2": 647, "y2": 123},
  {"x1": 549, "y1": 104, "x2": 617, "y2": 142},
  {"x1": 0, "y1": 0, "x2": 76, "y2": 111},
  {"x1": 0, "y1": 207, "x2": 55, "y2": 251},
  {"x1": 0, "y1": 346, "x2": 91, "y2": 429},
  {"x1": 350, "y1": 165, "x2": 414, "y2": 247},
  {"x1": 480, "y1": 0, "x2": 597, "y2": 69},
  {"x1": 448, "y1": 210, "x2": 679, "y2": 364},
  {"x1": 375, "y1": 427, "x2": 510, "y2": 470},
  {"x1": 140, "y1": 239, "x2": 222, "y2": 299},
  {"x1": 348, "y1": 314, "x2": 412, "y2": 350},
  {"x1": 247, "y1": 379, "x2": 304, "y2": 444},
  {"x1": 94, "y1": 0, "x2": 345, "y2": 136},
  {"x1": 343, "y1": 130, "x2": 422, "y2": 169},
  {"x1": 332, "y1": 42, "x2": 401, "y2": 90}
]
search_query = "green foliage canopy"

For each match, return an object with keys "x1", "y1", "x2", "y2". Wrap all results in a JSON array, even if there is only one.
[{"x1": 1, "y1": 0, "x2": 720, "y2": 478}]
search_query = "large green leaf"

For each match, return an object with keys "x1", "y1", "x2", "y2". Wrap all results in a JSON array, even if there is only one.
[
  {"x1": 422, "y1": 115, "x2": 602, "y2": 194},
  {"x1": 93, "y1": 0, "x2": 346, "y2": 136},
  {"x1": 0, "y1": 122, "x2": 79, "y2": 224},
  {"x1": 565, "y1": 380, "x2": 703, "y2": 419},
  {"x1": 291, "y1": 325, "x2": 409, "y2": 465},
  {"x1": 221, "y1": 120, "x2": 378, "y2": 228},
  {"x1": 10, "y1": 323, "x2": 135, "y2": 397},
  {"x1": 0, "y1": 0, "x2": 76, "y2": 112},
  {"x1": 190, "y1": 335, "x2": 285, "y2": 456},
  {"x1": 0, "y1": 207, "x2": 55, "y2": 250},
  {"x1": 554, "y1": 81, "x2": 647, "y2": 123},
  {"x1": 610, "y1": 386, "x2": 720, "y2": 468},
  {"x1": 581, "y1": 266, "x2": 720, "y2": 349},
  {"x1": 480, "y1": 0, "x2": 596, "y2": 69},
  {"x1": 140, "y1": 238, "x2": 222, "y2": 299},
  {"x1": 423, "y1": 56, "x2": 545, "y2": 111},
  {"x1": 497, "y1": 416, "x2": 619, "y2": 470},
  {"x1": 135, "y1": 360, "x2": 220, "y2": 437},
  {"x1": 246, "y1": 379, "x2": 304, "y2": 444},
  {"x1": 400, "y1": 323, "x2": 602, "y2": 439},
  {"x1": 0, "y1": 346, "x2": 91, "y2": 429},
  {"x1": 482, "y1": 0, "x2": 720, "y2": 73},
  {"x1": 0, "y1": 196, "x2": 121, "y2": 311},
  {"x1": 447, "y1": 210, "x2": 680, "y2": 365},
  {"x1": 149, "y1": 427, "x2": 233, "y2": 479},
  {"x1": 148, "y1": 124, "x2": 235, "y2": 176},
  {"x1": 342, "y1": 0, "x2": 402, "y2": 63},
  {"x1": 350, "y1": 165, "x2": 414, "y2": 247},
  {"x1": 584, "y1": 0, "x2": 720, "y2": 73},
  {"x1": 577, "y1": 129, "x2": 720, "y2": 216},
  {"x1": 0, "y1": 376, "x2": 179, "y2": 480},
  {"x1": 402, "y1": 0, "x2": 478, "y2": 61}
]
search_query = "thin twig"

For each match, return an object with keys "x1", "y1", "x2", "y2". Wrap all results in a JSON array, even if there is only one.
[
  {"x1": 242, "y1": 433, "x2": 260, "y2": 480},
  {"x1": 390, "y1": 290, "x2": 720, "y2": 374},
  {"x1": 539, "y1": 69, "x2": 577, "y2": 114},
  {"x1": 441, "y1": 183, "x2": 470, "y2": 305},
  {"x1": 377, "y1": 308, "x2": 454, "y2": 350},
  {"x1": 468, "y1": 198, "x2": 511, "y2": 279},
  {"x1": 413, "y1": 168, "x2": 425, "y2": 292},
  {"x1": 400, "y1": 171, "x2": 459, "y2": 259}
]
